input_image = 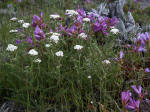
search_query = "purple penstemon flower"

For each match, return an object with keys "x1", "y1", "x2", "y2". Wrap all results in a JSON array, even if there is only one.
[
  {"x1": 76, "y1": 8, "x2": 87, "y2": 23},
  {"x1": 17, "y1": 0, "x2": 22, "y2": 2},
  {"x1": 88, "y1": 13, "x2": 95, "y2": 21},
  {"x1": 34, "y1": 26, "x2": 46, "y2": 40},
  {"x1": 126, "y1": 98, "x2": 140, "y2": 112},
  {"x1": 92, "y1": 16, "x2": 113, "y2": 35},
  {"x1": 121, "y1": 90, "x2": 132, "y2": 106},
  {"x1": 145, "y1": 68, "x2": 150, "y2": 73},
  {"x1": 131, "y1": 85, "x2": 148, "y2": 102},
  {"x1": 132, "y1": 85, "x2": 142, "y2": 95},
  {"x1": 32, "y1": 12, "x2": 46, "y2": 28},
  {"x1": 26, "y1": 36, "x2": 34, "y2": 45},
  {"x1": 7, "y1": 4, "x2": 12, "y2": 8},
  {"x1": 32, "y1": 15, "x2": 42, "y2": 27},
  {"x1": 131, "y1": 85, "x2": 145, "y2": 101},
  {"x1": 110, "y1": 17, "x2": 118, "y2": 26},
  {"x1": 120, "y1": 51, "x2": 124, "y2": 59},
  {"x1": 134, "y1": 0, "x2": 138, "y2": 2},
  {"x1": 93, "y1": 20, "x2": 107, "y2": 34},
  {"x1": 137, "y1": 46, "x2": 147, "y2": 52},
  {"x1": 77, "y1": 15, "x2": 83, "y2": 23},
  {"x1": 134, "y1": 0, "x2": 150, "y2": 2},
  {"x1": 133, "y1": 32, "x2": 150, "y2": 52},
  {"x1": 86, "y1": 0, "x2": 91, "y2": 3},
  {"x1": 16, "y1": 39, "x2": 22, "y2": 44}
]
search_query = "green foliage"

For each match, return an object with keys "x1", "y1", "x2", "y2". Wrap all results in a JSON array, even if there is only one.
[{"x1": 0, "y1": 0, "x2": 150, "y2": 112}]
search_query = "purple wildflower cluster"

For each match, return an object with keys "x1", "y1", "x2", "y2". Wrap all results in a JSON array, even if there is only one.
[
  {"x1": 92, "y1": 16, "x2": 118, "y2": 35},
  {"x1": 133, "y1": 32, "x2": 150, "y2": 52},
  {"x1": 121, "y1": 85, "x2": 149, "y2": 112},
  {"x1": 32, "y1": 12, "x2": 46, "y2": 29},
  {"x1": 15, "y1": 8, "x2": 118, "y2": 46},
  {"x1": 57, "y1": 8, "x2": 118, "y2": 36},
  {"x1": 134, "y1": 0, "x2": 150, "y2": 2},
  {"x1": 26, "y1": 12, "x2": 46, "y2": 45}
]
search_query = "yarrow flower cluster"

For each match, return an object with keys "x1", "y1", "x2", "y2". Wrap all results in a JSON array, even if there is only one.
[
  {"x1": 83, "y1": 18, "x2": 90, "y2": 22},
  {"x1": 78, "y1": 33, "x2": 87, "y2": 39},
  {"x1": 28, "y1": 49, "x2": 38, "y2": 56},
  {"x1": 6, "y1": 44, "x2": 18, "y2": 52},
  {"x1": 50, "y1": 14, "x2": 60, "y2": 19},
  {"x1": 102, "y1": 60, "x2": 111, "y2": 64},
  {"x1": 49, "y1": 32, "x2": 61, "y2": 43},
  {"x1": 74, "y1": 45, "x2": 83, "y2": 50},
  {"x1": 34, "y1": 58, "x2": 42, "y2": 63},
  {"x1": 55, "y1": 51, "x2": 64, "y2": 57},
  {"x1": 45, "y1": 44, "x2": 51, "y2": 48},
  {"x1": 18, "y1": 20, "x2": 24, "y2": 24},
  {"x1": 22, "y1": 23, "x2": 30, "y2": 28},
  {"x1": 10, "y1": 17, "x2": 17, "y2": 21},
  {"x1": 9, "y1": 29, "x2": 18, "y2": 33},
  {"x1": 66, "y1": 10, "x2": 79, "y2": 17},
  {"x1": 110, "y1": 28, "x2": 119, "y2": 34}
]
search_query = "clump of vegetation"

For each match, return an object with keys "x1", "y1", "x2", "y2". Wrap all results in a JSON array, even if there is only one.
[{"x1": 0, "y1": 0, "x2": 150, "y2": 112}]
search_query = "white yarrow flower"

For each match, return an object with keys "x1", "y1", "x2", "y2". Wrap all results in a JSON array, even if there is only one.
[
  {"x1": 88, "y1": 75, "x2": 91, "y2": 79},
  {"x1": 50, "y1": 14, "x2": 60, "y2": 19},
  {"x1": 45, "y1": 44, "x2": 51, "y2": 48},
  {"x1": 10, "y1": 17, "x2": 17, "y2": 21},
  {"x1": 9, "y1": 29, "x2": 18, "y2": 33},
  {"x1": 51, "y1": 32, "x2": 61, "y2": 36},
  {"x1": 66, "y1": 10, "x2": 78, "y2": 17},
  {"x1": 78, "y1": 33, "x2": 87, "y2": 39},
  {"x1": 110, "y1": 26, "x2": 115, "y2": 29},
  {"x1": 74, "y1": 45, "x2": 83, "y2": 50},
  {"x1": 18, "y1": 19, "x2": 24, "y2": 24},
  {"x1": 34, "y1": 58, "x2": 42, "y2": 63},
  {"x1": 28, "y1": 49, "x2": 38, "y2": 56},
  {"x1": 6, "y1": 44, "x2": 18, "y2": 52},
  {"x1": 49, "y1": 35, "x2": 59, "y2": 43},
  {"x1": 110, "y1": 28, "x2": 119, "y2": 34},
  {"x1": 22, "y1": 23, "x2": 30, "y2": 28},
  {"x1": 83, "y1": 18, "x2": 90, "y2": 22},
  {"x1": 55, "y1": 51, "x2": 64, "y2": 57},
  {"x1": 102, "y1": 60, "x2": 111, "y2": 64}
]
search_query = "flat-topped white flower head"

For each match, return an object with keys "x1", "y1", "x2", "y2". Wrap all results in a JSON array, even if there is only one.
[
  {"x1": 6, "y1": 44, "x2": 18, "y2": 52},
  {"x1": 83, "y1": 18, "x2": 90, "y2": 22},
  {"x1": 55, "y1": 51, "x2": 64, "y2": 57},
  {"x1": 102, "y1": 60, "x2": 111, "y2": 64},
  {"x1": 52, "y1": 32, "x2": 61, "y2": 36},
  {"x1": 34, "y1": 58, "x2": 42, "y2": 63},
  {"x1": 110, "y1": 28, "x2": 119, "y2": 34},
  {"x1": 110, "y1": 26, "x2": 115, "y2": 29},
  {"x1": 10, "y1": 17, "x2": 17, "y2": 21},
  {"x1": 9, "y1": 30, "x2": 18, "y2": 33},
  {"x1": 18, "y1": 20, "x2": 24, "y2": 24},
  {"x1": 50, "y1": 14, "x2": 60, "y2": 19},
  {"x1": 74, "y1": 45, "x2": 83, "y2": 50},
  {"x1": 22, "y1": 23, "x2": 30, "y2": 28},
  {"x1": 45, "y1": 44, "x2": 51, "y2": 48},
  {"x1": 88, "y1": 75, "x2": 91, "y2": 79},
  {"x1": 49, "y1": 35, "x2": 59, "y2": 43},
  {"x1": 28, "y1": 49, "x2": 38, "y2": 56},
  {"x1": 66, "y1": 10, "x2": 78, "y2": 17},
  {"x1": 78, "y1": 33, "x2": 87, "y2": 39}
]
